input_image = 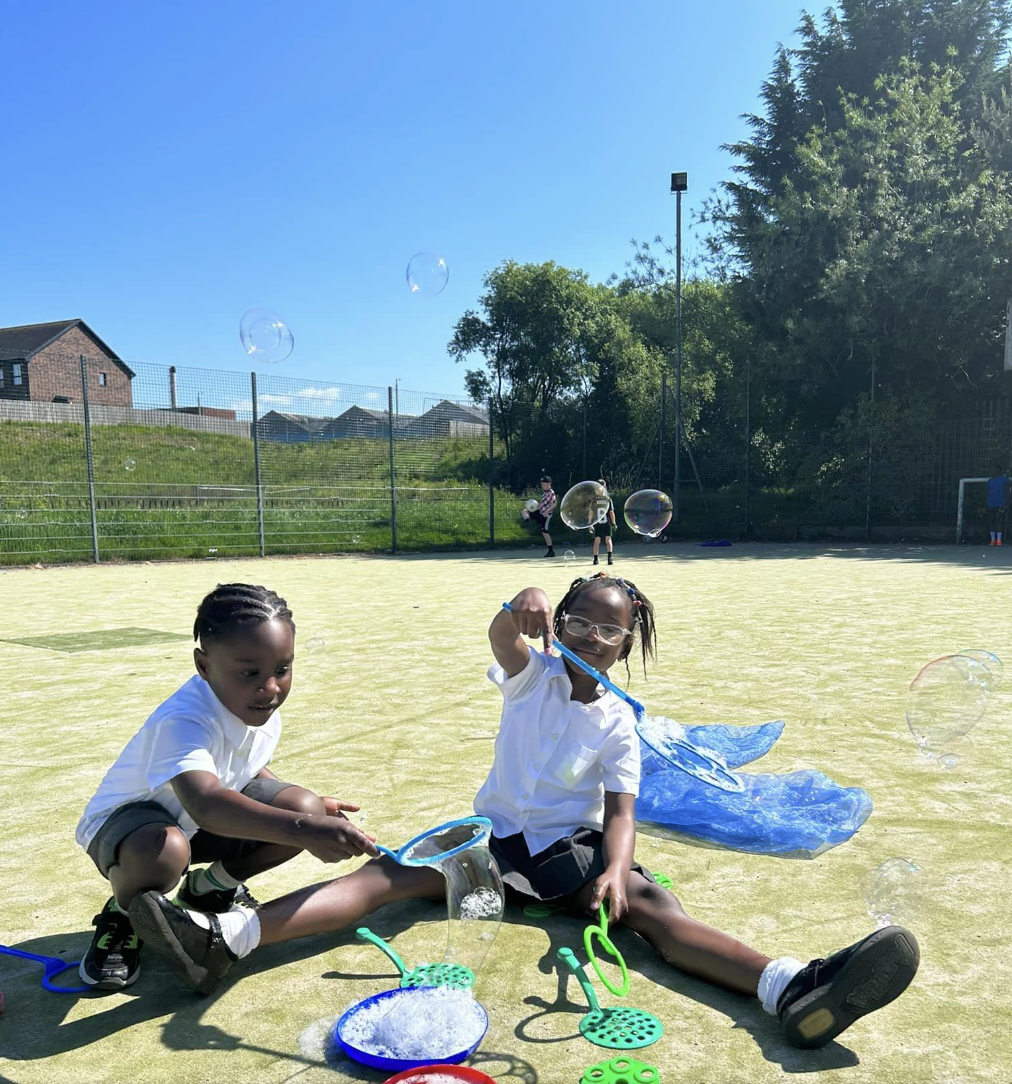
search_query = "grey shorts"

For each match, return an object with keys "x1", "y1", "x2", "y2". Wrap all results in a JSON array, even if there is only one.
[{"x1": 86, "y1": 775, "x2": 293, "y2": 879}]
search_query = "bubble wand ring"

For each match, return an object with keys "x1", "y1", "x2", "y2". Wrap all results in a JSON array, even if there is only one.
[
  {"x1": 375, "y1": 816, "x2": 492, "y2": 866},
  {"x1": 583, "y1": 904, "x2": 629, "y2": 998},
  {"x1": 501, "y1": 602, "x2": 743, "y2": 792}
]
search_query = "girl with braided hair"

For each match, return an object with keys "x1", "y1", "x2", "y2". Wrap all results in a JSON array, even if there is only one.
[{"x1": 75, "y1": 583, "x2": 376, "y2": 992}]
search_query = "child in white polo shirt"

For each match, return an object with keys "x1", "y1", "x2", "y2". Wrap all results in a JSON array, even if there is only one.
[
  {"x1": 76, "y1": 582, "x2": 376, "y2": 992},
  {"x1": 125, "y1": 575, "x2": 919, "y2": 1052}
]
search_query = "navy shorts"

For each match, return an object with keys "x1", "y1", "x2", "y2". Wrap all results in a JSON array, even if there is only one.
[
  {"x1": 490, "y1": 828, "x2": 656, "y2": 901},
  {"x1": 86, "y1": 775, "x2": 293, "y2": 878}
]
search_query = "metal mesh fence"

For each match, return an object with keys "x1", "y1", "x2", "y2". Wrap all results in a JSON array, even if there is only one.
[{"x1": 2, "y1": 349, "x2": 1012, "y2": 565}]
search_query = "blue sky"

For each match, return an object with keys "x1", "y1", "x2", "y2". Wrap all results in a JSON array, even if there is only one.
[{"x1": 1, "y1": 1, "x2": 806, "y2": 403}]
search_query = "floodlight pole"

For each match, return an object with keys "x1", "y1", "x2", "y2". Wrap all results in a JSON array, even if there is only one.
[{"x1": 670, "y1": 172, "x2": 687, "y2": 526}]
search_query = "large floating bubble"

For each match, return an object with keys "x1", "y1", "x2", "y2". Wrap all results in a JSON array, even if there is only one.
[
  {"x1": 560, "y1": 480, "x2": 610, "y2": 530},
  {"x1": 525, "y1": 499, "x2": 539, "y2": 513},
  {"x1": 860, "y1": 857, "x2": 923, "y2": 928},
  {"x1": 240, "y1": 307, "x2": 294, "y2": 364},
  {"x1": 406, "y1": 252, "x2": 449, "y2": 298},
  {"x1": 624, "y1": 489, "x2": 673, "y2": 537},
  {"x1": 906, "y1": 653, "x2": 992, "y2": 757}
]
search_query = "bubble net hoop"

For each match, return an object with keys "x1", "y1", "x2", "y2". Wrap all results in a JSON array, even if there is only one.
[
  {"x1": 376, "y1": 816, "x2": 492, "y2": 867},
  {"x1": 502, "y1": 602, "x2": 743, "y2": 792},
  {"x1": 0, "y1": 945, "x2": 89, "y2": 994}
]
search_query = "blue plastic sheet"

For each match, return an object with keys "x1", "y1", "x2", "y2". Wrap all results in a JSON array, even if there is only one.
[{"x1": 636, "y1": 722, "x2": 872, "y2": 859}]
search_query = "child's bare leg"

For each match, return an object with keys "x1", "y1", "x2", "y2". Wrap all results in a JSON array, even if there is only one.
[
  {"x1": 109, "y1": 823, "x2": 191, "y2": 909},
  {"x1": 257, "y1": 857, "x2": 445, "y2": 944},
  {"x1": 222, "y1": 784, "x2": 325, "y2": 881},
  {"x1": 593, "y1": 537, "x2": 601, "y2": 556},
  {"x1": 570, "y1": 872, "x2": 769, "y2": 997}
]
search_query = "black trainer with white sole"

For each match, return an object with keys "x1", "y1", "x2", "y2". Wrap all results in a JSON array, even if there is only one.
[
  {"x1": 79, "y1": 897, "x2": 142, "y2": 990},
  {"x1": 777, "y1": 925, "x2": 920, "y2": 1048},
  {"x1": 127, "y1": 891, "x2": 237, "y2": 995}
]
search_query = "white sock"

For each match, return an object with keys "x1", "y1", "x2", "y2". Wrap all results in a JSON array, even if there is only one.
[
  {"x1": 757, "y1": 956, "x2": 805, "y2": 1015},
  {"x1": 186, "y1": 905, "x2": 261, "y2": 959},
  {"x1": 191, "y1": 861, "x2": 242, "y2": 894}
]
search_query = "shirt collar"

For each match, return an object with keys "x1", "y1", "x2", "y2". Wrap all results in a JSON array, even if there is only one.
[
  {"x1": 195, "y1": 676, "x2": 255, "y2": 746},
  {"x1": 545, "y1": 651, "x2": 617, "y2": 710}
]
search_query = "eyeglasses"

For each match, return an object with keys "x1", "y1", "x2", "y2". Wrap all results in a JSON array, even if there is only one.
[{"x1": 561, "y1": 613, "x2": 632, "y2": 647}]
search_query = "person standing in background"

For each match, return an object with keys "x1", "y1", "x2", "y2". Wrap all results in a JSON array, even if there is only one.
[
  {"x1": 534, "y1": 474, "x2": 557, "y2": 557},
  {"x1": 986, "y1": 467, "x2": 1010, "y2": 545},
  {"x1": 592, "y1": 478, "x2": 616, "y2": 566}
]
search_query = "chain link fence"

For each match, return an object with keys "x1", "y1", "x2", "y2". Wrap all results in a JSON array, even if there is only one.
[{"x1": 2, "y1": 351, "x2": 1011, "y2": 565}]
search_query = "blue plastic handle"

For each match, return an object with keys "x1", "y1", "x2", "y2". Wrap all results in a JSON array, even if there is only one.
[{"x1": 0, "y1": 944, "x2": 90, "y2": 994}]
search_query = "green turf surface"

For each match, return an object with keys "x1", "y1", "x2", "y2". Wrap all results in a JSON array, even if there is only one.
[{"x1": 1, "y1": 544, "x2": 1009, "y2": 1083}]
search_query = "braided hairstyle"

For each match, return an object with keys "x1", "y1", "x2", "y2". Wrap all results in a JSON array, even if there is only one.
[
  {"x1": 553, "y1": 572, "x2": 657, "y2": 678},
  {"x1": 193, "y1": 583, "x2": 295, "y2": 648}
]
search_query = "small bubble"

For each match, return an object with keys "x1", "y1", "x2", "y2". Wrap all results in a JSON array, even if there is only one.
[
  {"x1": 406, "y1": 252, "x2": 449, "y2": 298},
  {"x1": 208, "y1": 547, "x2": 218, "y2": 555},
  {"x1": 124, "y1": 459, "x2": 136, "y2": 472},
  {"x1": 305, "y1": 637, "x2": 326, "y2": 652},
  {"x1": 351, "y1": 535, "x2": 360, "y2": 545},
  {"x1": 16, "y1": 508, "x2": 27, "y2": 519},
  {"x1": 563, "y1": 550, "x2": 576, "y2": 561}
]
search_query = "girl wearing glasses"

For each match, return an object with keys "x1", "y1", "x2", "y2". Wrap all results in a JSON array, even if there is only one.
[{"x1": 477, "y1": 572, "x2": 918, "y2": 1049}]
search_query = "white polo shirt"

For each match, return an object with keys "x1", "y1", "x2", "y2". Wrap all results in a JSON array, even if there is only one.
[
  {"x1": 76, "y1": 674, "x2": 282, "y2": 849},
  {"x1": 474, "y1": 646, "x2": 640, "y2": 855}
]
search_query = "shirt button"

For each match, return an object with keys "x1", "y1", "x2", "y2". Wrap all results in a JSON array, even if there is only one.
[
  {"x1": 550, "y1": 733, "x2": 560, "y2": 740},
  {"x1": 533, "y1": 762, "x2": 541, "y2": 770}
]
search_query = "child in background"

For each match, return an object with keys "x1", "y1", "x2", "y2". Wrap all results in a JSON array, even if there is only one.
[
  {"x1": 75, "y1": 583, "x2": 376, "y2": 990},
  {"x1": 127, "y1": 576, "x2": 919, "y2": 1054},
  {"x1": 986, "y1": 467, "x2": 1010, "y2": 545},
  {"x1": 533, "y1": 473, "x2": 558, "y2": 557},
  {"x1": 591, "y1": 478, "x2": 616, "y2": 566}
]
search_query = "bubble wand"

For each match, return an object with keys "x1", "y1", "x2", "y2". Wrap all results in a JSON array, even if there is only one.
[{"x1": 501, "y1": 601, "x2": 743, "y2": 792}]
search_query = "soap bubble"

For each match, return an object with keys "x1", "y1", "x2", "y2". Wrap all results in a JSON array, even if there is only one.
[
  {"x1": 937, "y1": 734, "x2": 973, "y2": 770},
  {"x1": 906, "y1": 654, "x2": 992, "y2": 757},
  {"x1": 860, "y1": 857, "x2": 923, "y2": 928},
  {"x1": 563, "y1": 550, "x2": 576, "y2": 561},
  {"x1": 124, "y1": 459, "x2": 136, "y2": 472},
  {"x1": 15, "y1": 508, "x2": 27, "y2": 519},
  {"x1": 406, "y1": 252, "x2": 449, "y2": 298},
  {"x1": 351, "y1": 535, "x2": 360, "y2": 544},
  {"x1": 240, "y1": 307, "x2": 294, "y2": 364},
  {"x1": 525, "y1": 499, "x2": 539, "y2": 512},
  {"x1": 560, "y1": 480, "x2": 610, "y2": 530},
  {"x1": 624, "y1": 489, "x2": 673, "y2": 537},
  {"x1": 208, "y1": 547, "x2": 218, "y2": 555},
  {"x1": 957, "y1": 649, "x2": 1003, "y2": 690},
  {"x1": 305, "y1": 637, "x2": 325, "y2": 653}
]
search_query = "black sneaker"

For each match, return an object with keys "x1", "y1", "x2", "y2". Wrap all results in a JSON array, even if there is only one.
[
  {"x1": 544, "y1": 548, "x2": 556, "y2": 557},
  {"x1": 174, "y1": 869, "x2": 261, "y2": 914},
  {"x1": 607, "y1": 554, "x2": 613, "y2": 565},
  {"x1": 128, "y1": 890, "x2": 237, "y2": 995},
  {"x1": 777, "y1": 926, "x2": 919, "y2": 1048},
  {"x1": 79, "y1": 897, "x2": 142, "y2": 990},
  {"x1": 592, "y1": 556, "x2": 599, "y2": 565}
]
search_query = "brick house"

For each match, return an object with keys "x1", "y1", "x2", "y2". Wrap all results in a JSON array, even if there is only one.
[{"x1": 0, "y1": 320, "x2": 134, "y2": 406}]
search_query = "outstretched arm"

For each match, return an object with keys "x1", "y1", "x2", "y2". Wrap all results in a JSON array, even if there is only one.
[{"x1": 489, "y1": 587, "x2": 554, "y2": 677}]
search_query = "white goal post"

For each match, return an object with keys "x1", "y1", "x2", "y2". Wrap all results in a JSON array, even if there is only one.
[{"x1": 957, "y1": 478, "x2": 990, "y2": 543}]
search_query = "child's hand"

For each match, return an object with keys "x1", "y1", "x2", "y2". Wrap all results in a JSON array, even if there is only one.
[
  {"x1": 299, "y1": 816, "x2": 380, "y2": 862},
  {"x1": 590, "y1": 865, "x2": 630, "y2": 924},
  {"x1": 507, "y1": 587, "x2": 555, "y2": 651},
  {"x1": 322, "y1": 796, "x2": 377, "y2": 840}
]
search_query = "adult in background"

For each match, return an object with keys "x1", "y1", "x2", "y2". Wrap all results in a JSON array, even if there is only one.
[
  {"x1": 592, "y1": 478, "x2": 616, "y2": 566},
  {"x1": 533, "y1": 474, "x2": 557, "y2": 558},
  {"x1": 986, "y1": 466, "x2": 1010, "y2": 546}
]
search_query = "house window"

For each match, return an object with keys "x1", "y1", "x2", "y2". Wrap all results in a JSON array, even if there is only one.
[
  {"x1": 98, "y1": 372, "x2": 108, "y2": 387},
  {"x1": 0, "y1": 366, "x2": 4, "y2": 387},
  {"x1": 13, "y1": 363, "x2": 23, "y2": 386}
]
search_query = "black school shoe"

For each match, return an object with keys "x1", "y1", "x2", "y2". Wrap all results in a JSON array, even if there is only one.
[
  {"x1": 128, "y1": 891, "x2": 237, "y2": 995},
  {"x1": 79, "y1": 897, "x2": 142, "y2": 990},
  {"x1": 174, "y1": 869, "x2": 260, "y2": 914},
  {"x1": 778, "y1": 926, "x2": 919, "y2": 1048}
]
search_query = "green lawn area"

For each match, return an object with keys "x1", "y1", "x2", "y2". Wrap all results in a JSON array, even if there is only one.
[{"x1": 1, "y1": 544, "x2": 1009, "y2": 1083}]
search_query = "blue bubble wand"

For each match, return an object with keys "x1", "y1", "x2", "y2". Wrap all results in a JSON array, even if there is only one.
[{"x1": 502, "y1": 601, "x2": 743, "y2": 791}]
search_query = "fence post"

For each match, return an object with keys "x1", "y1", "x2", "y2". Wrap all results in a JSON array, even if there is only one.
[
  {"x1": 251, "y1": 372, "x2": 265, "y2": 557},
  {"x1": 659, "y1": 373, "x2": 666, "y2": 490},
  {"x1": 488, "y1": 401, "x2": 495, "y2": 548},
  {"x1": 79, "y1": 355, "x2": 100, "y2": 564},
  {"x1": 744, "y1": 356, "x2": 751, "y2": 539},
  {"x1": 388, "y1": 386, "x2": 398, "y2": 554},
  {"x1": 865, "y1": 356, "x2": 875, "y2": 542},
  {"x1": 582, "y1": 397, "x2": 588, "y2": 478}
]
